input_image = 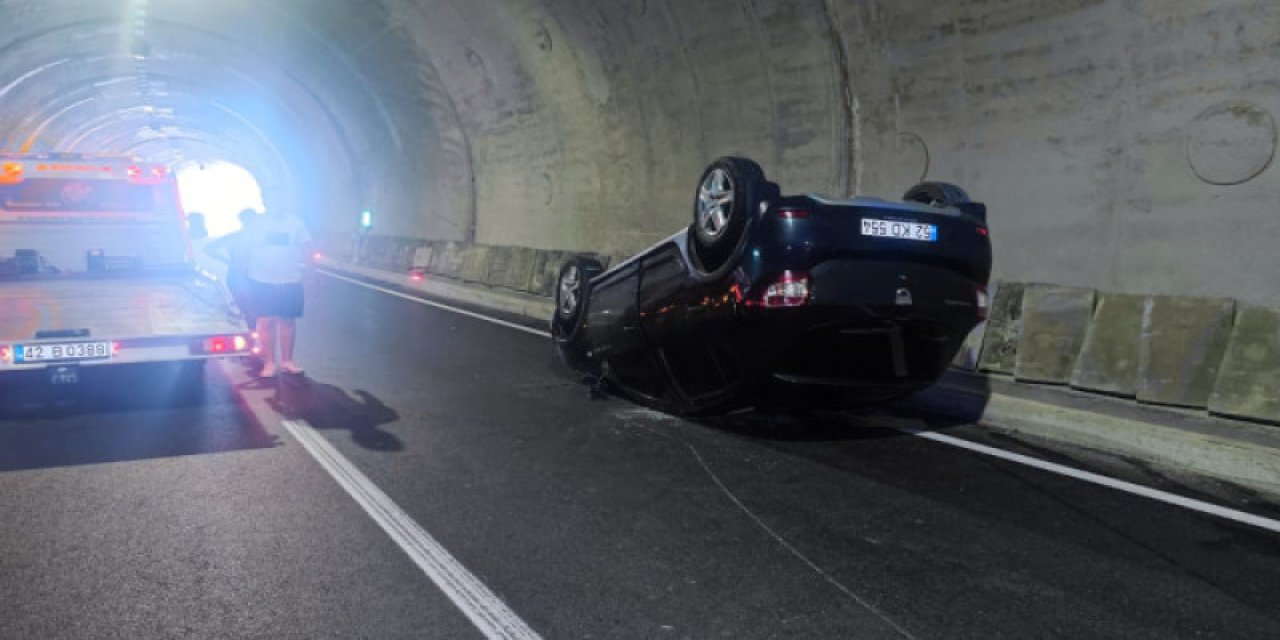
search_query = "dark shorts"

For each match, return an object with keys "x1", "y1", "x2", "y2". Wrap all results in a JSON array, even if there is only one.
[{"x1": 248, "y1": 279, "x2": 304, "y2": 319}]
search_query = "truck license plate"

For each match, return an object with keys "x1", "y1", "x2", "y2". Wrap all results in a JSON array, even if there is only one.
[
  {"x1": 15, "y1": 341, "x2": 112, "y2": 363},
  {"x1": 861, "y1": 218, "x2": 938, "y2": 242}
]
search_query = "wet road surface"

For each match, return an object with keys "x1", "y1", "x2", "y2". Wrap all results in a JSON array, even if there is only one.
[{"x1": 2, "y1": 273, "x2": 1279, "y2": 639}]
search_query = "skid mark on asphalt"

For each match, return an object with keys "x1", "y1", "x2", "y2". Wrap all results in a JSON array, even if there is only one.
[{"x1": 614, "y1": 408, "x2": 917, "y2": 639}]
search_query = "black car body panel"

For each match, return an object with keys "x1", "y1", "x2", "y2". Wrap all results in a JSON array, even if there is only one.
[{"x1": 554, "y1": 163, "x2": 992, "y2": 415}]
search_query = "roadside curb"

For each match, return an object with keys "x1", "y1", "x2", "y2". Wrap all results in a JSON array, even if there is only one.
[
  {"x1": 912, "y1": 381, "x2": 1280, "y2": 500},
  {"x1": 317, "y1": 258, "x2": 556, "y2": 324}
]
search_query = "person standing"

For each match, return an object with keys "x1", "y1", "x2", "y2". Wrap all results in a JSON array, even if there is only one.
[
  {"x1": 204, "y1": 208, "x2": 261, "y2": 331},
  {"x1": 245, "y1": 199, "x2": 312, "y2": 378}
]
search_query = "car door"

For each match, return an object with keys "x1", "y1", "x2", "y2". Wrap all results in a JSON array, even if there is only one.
[
  {"x1": 638, "y1": 244, "x2": 735, "y2": 404},
  {"x1": 585, "y1": 261, "x2": 666, "y2": 398}
]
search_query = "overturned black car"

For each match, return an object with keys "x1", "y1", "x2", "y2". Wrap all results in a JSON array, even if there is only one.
[{"x1": 552, "y1": 157, "x2": 992, "y2": 415}]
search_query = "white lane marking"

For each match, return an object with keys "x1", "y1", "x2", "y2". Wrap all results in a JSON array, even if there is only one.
[
  {"x1": 911, "y1": 429, "x2": 1280, "y2": 534},
  {"x1": 282, "y1": 419, "x2": 543, "y2": 640},
  {"x1": 319, "y1": 269, "x2": 552, "y2": 338},
  {"x1": 319, "y1": 267, "x2": 1280, "y2": 535}
]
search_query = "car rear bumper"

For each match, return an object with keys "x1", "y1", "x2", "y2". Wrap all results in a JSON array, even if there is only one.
[{"x1": 727, "y1": 258, "x2": 983, "y2": 392}]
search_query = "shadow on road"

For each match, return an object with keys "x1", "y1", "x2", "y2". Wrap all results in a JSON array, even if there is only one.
[
  {"x1": 694, "y1": 370, "x2": 994, "y2": 444},
  {"x1": 265, "y1": 375, "x2": 404, "y2": 452},
  {"x1": 0, "y1": 363, "x2": 275, "y2": 473}
]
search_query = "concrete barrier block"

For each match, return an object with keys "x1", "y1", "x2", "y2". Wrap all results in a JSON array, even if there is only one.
[
  {"x1": 1138, "y1": 296, "x2": 1235, "y2": 408},
  {"x1": 481, "y1": 246, "x2": 514, "y2": 287},
  {"x1": 1070, "y1": 293, "x2": 1145, "y2": 397},
  {"x1": 1209, "y1": 305, "x2": 1280, "y2": 422},
  {"x1": 485, "y1": 246, "x2": 537, "y2": 291},
  {"x1": 978, "y1": 282, "x2": 1026, "y2": 374},
  {"x1": 459, "y1": 245, "x2": 491, "y2": 283},
  {"x1": 411, "y1": 244, "x2": 433, "y2": 270},
  {"x1": 527, "y1": 250, "x2": 567, "y2": 297},
  {"x1": 429, "y1": 241, "x2": 465, "y2": 279},
  {"x1": 1014, "y1": 285, "x2": 1096, "y2": 384}
]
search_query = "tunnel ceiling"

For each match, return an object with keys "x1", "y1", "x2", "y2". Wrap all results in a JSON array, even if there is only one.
[
  {"x1": 2, "y1": 1, "x2": 1279, "y2": 306},
  {"x1": 0, "y1": 0, "x2": 474, "y2": 240}
]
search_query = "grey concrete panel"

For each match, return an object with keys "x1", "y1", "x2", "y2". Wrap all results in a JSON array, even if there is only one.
[
  {"x1": 1210, "y1": 306, "x2": 1280, "y2": 423},
  {"x1": 1015, "y1": 285, "x2": 1096, "y2": 384},
  {"x1": 1138, "y1": 296, "x2": 1235, "y2": 408},
  {"x1": 480, "y1": 246, "x2": 514, "y2": 288},
  {"x1": 978, "y1": 283, "x2": 1026, "y2": 374},
  {"x1": 411, "y1": 244, "x2": 434, "y2": 270},
  {"x1": 428, "y1": 241, "x2": 466, "y2": 279},
  {"x1": 1071, "y1": 293, "x2": 1146, "y2": 397},
  {"x1": 458, "y1": 245, "x2": 492, "y2": 283},
  {"x1": 483, "y1": 246, "x2": 537, "y2": 291}
]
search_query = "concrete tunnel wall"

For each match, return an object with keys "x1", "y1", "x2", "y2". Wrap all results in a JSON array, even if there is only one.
[
  {"x1": 0, "y1": 1, "x2": 1277, "y2": 305},
  {"x1": 377, "y1": 0, "x2": 1280, "y2": 307}
]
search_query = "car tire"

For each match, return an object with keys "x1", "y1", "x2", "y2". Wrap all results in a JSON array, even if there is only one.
[
  {"x1": 690, "y1": 157, "x2": 769, "y2": 273},
  {"x1": 902, "y1": 181, "x2": 973, "y2": 207},
  {"x1": 552, "y1": 256, "x2": 604, "y2": 339}
]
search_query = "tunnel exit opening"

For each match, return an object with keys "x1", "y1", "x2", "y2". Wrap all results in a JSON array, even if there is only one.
[{"x1": 175, "y1": 161, "x2": 264, "y2": 237}]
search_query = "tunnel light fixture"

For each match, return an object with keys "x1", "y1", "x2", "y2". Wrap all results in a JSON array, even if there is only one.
[{"x1": 360, "y1": 209, "x2": 373, "y2": 230}]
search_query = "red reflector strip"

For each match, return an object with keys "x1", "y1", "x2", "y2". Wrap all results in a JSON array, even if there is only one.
[{"x1": 776, "y1": 209, "x2": 809, "y2": 219}]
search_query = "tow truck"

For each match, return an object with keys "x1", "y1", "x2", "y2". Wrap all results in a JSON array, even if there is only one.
[{"x1": 0, "y1": 153, "x2": 252, "y2": 404}]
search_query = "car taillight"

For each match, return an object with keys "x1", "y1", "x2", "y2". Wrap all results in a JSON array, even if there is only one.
[
  {"x1": 776, "y1": 209, "x2": 809, "y2": 219},
  {"x1": 127, "y1": 165, "x2": 142, "y2": 178},
  {"x1": 0, "y1": 345, "x2": 10, "y2": 363},
  {"x1": 976, "y1": 286, "x2": 989, "y2": 320},
  {"x1": 976, "y1": 226, "x2": 989, "y2": 236},
  {"x1": 759, "y1": 271, "x2": 810, "y2": 308}
]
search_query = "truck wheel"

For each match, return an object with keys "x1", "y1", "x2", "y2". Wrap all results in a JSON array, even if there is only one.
[
  {"x1": 902, "y1": 181, "x2": 972, "y2": 207},
  {"x1": 552, "y1": 256, "x2": 604, "y2": 339},
  {"x1": 690, "y1": 157, "x2": 768, "y2": 273}
]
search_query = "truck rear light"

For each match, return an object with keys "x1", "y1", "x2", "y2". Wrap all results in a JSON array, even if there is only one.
[
  {"x1": 196, "y1": 335, "x2": 252, "y2": 355},
  {"x1": 976, "y1": 286, "x2": 989, "y2": 320},
  {"x1": 759, "y1": 271, "x2": 810, "y2": 308},
  {"x1": 127, "y1": 165, "x2": 142, "y2": 178},
  {"x1": 0, "y1": 162, "x2": 23, "y2": 184},
  {"x1": 776, "y1": 209, "x2": 809, "y2": 219}
]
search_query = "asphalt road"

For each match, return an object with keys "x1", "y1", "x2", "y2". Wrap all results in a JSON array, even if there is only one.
[{"x1": 2, "y1": 273, "x2": 1279, "y2": 639}]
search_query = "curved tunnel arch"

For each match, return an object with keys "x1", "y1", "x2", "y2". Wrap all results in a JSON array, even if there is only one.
[{"x1": 1, "y1": 1, "x2": 1276, "y2": 306}]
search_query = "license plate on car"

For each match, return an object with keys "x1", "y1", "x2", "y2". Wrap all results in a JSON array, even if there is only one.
[
  {"x1": 14, "y1": 341, "x2": 112, "y2": 363},
  {"x1": 861, "y1": 218, "x2": 938, "y2": 242}
]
